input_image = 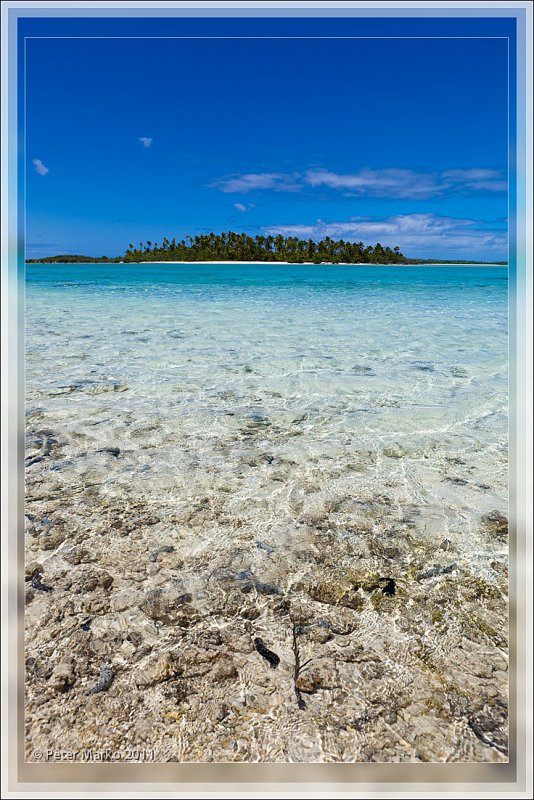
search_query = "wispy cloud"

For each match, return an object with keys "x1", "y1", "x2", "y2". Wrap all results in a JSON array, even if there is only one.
[
  {"x1": 138, "y1": 137, "x2": 153, "y2": 148},
  {"x1": 32, "y1": 159, "x2": 49, "y2": 176},
  {"x1": 212, "y1": 166, "x2": 506, "y2": 199},
  {"x1": 440, "y1": 168, "x2": 508, "y2": 193},
  {"x1": 305, "y1": 168, "x2": 438, "y2": 198},
  {"x1": 263, "y1": 213, "x2": 507, "y2": 259},
  {"x1": 233, "y1": 202, "x2": 255, "y2": 212},
  {"x1": 211, "y1": 172, "x2": 301, "y2": 193}
]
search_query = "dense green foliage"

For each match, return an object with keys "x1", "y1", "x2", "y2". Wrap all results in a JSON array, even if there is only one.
[
  {"x1": 27, "y1": 254, "x2": 116, "y2": 263},
  {"x1": 122, "y1": 233, "x2": 407, "y2": 263},
  {"x1": 26, "y1": 235, "x2": 507, "y2": 265}
]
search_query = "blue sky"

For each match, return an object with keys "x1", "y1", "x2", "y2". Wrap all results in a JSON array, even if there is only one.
[{"x1": 24, "y1": 18, "x2": 510, "y2": 260}]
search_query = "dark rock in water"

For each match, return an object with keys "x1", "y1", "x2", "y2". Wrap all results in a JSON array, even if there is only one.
[
  {"x1": 445, "y1": 476, "x2": 468, "y2": 485},
  {"x1": 381, "y1": 578, "x2": 396, "y2": 596},
  {"x1": 234, "y1": 570, "x2": 254, "y2": 581},
  {"x1": 57, "y1": 383, "x2": 81, "y2": 391},
  {"x1": 241, "y1": 414, "x2": 272, "y2": 437},
  {"x1": 413, "y1": 362, "x2": 435, "y2": 372},
  {"x1": 50, "y1": 459, "x2": 74, "y2": 472},
  {"x1": 86, "y1": 664, "x2": 114, "y2": 695},
  {"x1": 241, "y1": 604, "x2": 261, "y2": 621},
  {"x1": 352, "y1": 364, "x2": 374, "y2": 375},
  {"x1": 31, "y1": 573, "x2": 53, "y2": 593},
  {"x1": 249, "y1": 413, "x2": 268, "y2": 423},
  {"x1": 294, "y1": 619, "x2": 332, "y2": 641},
  {"x1": 274, "y1": 598, "x2": 291, "y2": 615},
  {"x1": 254, "y1": 637, "x2": 280, "y2": 669},
  {"x1": 446, "y1": 456, "x2": 467, "y2": 466},
  {"x1": 256, "y1": 541, "x2": 275, "y2": 554},
  {"x1": 97, "y1": 447, "x2": 120, "y2": 457},
  {"x1": 25, "y1": 456, "x2": 44, "y2": 467},
  {"x1": 148, "y1": 545, "x2": 175, "y2": 562},
  {"x1": 294, "y1": 624, "x2": 309, "y2": 636},
  {"x1": 417, "y1": 563, "x2": 458, "y2": 581},
  {"x1": 241, "y1": 581, "x2": 282, "y2": 596},
  {"x1": 352, "y1": 576, "x2": 395, "y2": 595}
]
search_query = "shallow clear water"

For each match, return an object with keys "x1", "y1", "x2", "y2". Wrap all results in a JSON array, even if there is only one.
[
  {"x1": 25, "y1": 262, "x2": 508, "y2": 528},
  {"x1": 24, "y1": 263, "x2": 509, "y2": 762}
]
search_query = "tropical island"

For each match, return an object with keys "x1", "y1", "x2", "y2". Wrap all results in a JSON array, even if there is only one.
[{"x1": 25, "y1": 232, "x2": 507, "y2": 265}]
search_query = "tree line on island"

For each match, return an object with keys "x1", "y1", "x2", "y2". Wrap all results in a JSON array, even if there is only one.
[
  {"x1": 26, "y1": 231, "x2": 507, "y2": 265},
  {"x1": 27, "y1": 232, "x2": 406, "y2": 264},
  {"x1": 122, "y1": 233, "x2": 407, "y2": 264}
]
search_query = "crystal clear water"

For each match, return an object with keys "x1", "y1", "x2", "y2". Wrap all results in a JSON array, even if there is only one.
[
  {"x1": 25, "y1": 263, "x2": 509, "y2": 762},
  {"x1": 25, "y1": 262, "x2": 508, "y2": 535}
]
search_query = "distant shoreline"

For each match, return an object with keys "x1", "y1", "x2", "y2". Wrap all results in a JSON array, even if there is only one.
[
  {"x1": 25, "y1": 231, "x2": 508, "y2": 267},
  {"x1": 25, "y1": 260, "x2": 508, "y2": 267}
]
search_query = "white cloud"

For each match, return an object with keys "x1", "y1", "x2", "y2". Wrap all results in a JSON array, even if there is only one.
[
  {"x1": 263, "y1": 213, "x2": 507, "y2": 259},
  {"x1": 305, "y1": 168, "x2": 440, "y2": 198},
  {"x1": 138, "y1": 137, "x2": 153, "y2": 148},
  {"x1": 304, "y1": 168, "x2": 507, "y2": 198},
  {"x1": 440, "y1": 168, "x2": 507, "y2": 193},
  {"x1": 233, "y1": 202, "x2": 255, "y2": 212},
  {"x1": 32, "y1": 159, "x2": 49, "y2": 176},
  {"x1": 211, "y1": 172, "x2": 301, "y2": 193},
  {"x1": 212, "y1": 166, "x2": 507, "y2": 199}
]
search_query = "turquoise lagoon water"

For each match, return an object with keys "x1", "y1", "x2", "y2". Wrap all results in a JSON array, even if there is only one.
[
  {"x1": 25, "y1": 263, "x2": 508, "y2": 574},
  {"x1": 24, "y1": 262, "x2": 509, "y2": 761}
]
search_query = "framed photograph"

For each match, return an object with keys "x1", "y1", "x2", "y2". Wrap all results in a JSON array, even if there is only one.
[{"x1": 2, "y1": 2, "x2": 531, "y2": 797}]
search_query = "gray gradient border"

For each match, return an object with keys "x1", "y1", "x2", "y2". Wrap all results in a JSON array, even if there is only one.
[{"x1": 1, "y1": 2, "x2": 532, "y2": 797}]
